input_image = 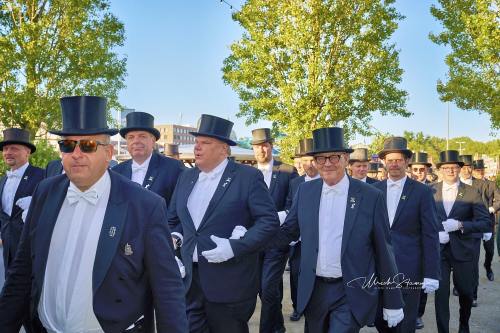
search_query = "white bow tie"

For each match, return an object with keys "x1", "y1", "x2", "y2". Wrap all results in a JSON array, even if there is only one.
[
  {"x1": 322, "y1": 186, "x2": 342, "y2": 196},
  {"x1": 387, "y1": 179, "x2": 402, "y2": 188},
  {"x1": 132, "y1": 164, "x2": 147, "y2": 173},
  {"x1": 198, "y1": 172, "x2": 218, "y2": 183},
  {"x1": 6, "y1": 170, "x2": 21, "y2": 179},
  {"x1": 67, "y1": 187, "x2": 98, "y2": 205},
  {"x1": 443, "y1": 184, "x2": 457, "y2": 191}
]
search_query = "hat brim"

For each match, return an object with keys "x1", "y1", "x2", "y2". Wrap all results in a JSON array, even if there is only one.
[
  {"x1": 307, "y1": 148, "x2": 354, "y2": 156},
  {"x1": 0, "y1": 140, "x2": 36, "y2": 154},
  {"x1": 189, "y1": 131, "x2": 237, "y2": 146},
  {"x1": 408, "y1": 162, "x2": 432, "y2": 167},
  {"x1": 49, "y1": 128, "x2": 119, "y2": 136},
  {"x1": 119, "y1": 127, "x2": 160, "y2": 140},
  {"x1": 251, "y1": 139, "x2": 274, "y2": 145},
  {"x1": 378, "y1": 149, "x2": 413, "y2": 159},
  {"x1": 436, "y1": 161, "x2": 464, "y2": 168},
  {"x1": 349, "y1": 158, "x2": 370, "y2": 163}
]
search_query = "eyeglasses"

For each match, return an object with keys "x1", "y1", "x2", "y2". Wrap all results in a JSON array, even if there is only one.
[
  {"x1": 412, "y1": 167, "x2": 426, "y2": 172},
  {"x1": 58, "y1": 139, "x2": 109, "y2": 153},
  {"x1": 440, "y1": 166, "x2": 459, "y2": 172},
  {"x1": 314, "y1": 154, "x2": 342, "y2": 165}
]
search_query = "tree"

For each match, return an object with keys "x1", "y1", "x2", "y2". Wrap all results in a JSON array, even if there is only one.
[
  {"x1": 222, "y1": 0, "x2": 410, "y2": 158},
  {"x1": 0, "y1": 139, "x2": 59, "y2": 176},
  {"x1": 0, "y1": 0, "x2": 126, "y2": 137},
  {"x1": 430, "y1": 0, "x2": 499, "y2": 129}
]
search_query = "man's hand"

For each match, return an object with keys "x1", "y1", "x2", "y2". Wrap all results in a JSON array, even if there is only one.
[
  {"x1": 438, "y1": 231, "x2": 450, "y2": 244},
  {"x1": 422, "y1": 278, "x2": 439, "y2": 294},
  {"x1": 201, "y1": 235, "x2": 235, "y2": 263},
  {"x1": 442, "y1": 219, "x2": 460, "y2": 232},
  {"x1": 230, "y1": 226, "x2": 247, "y2": 239},
  {"x1": 383, "y1": 308, "x2": 404, "y2": 328},
  {"x1": 175, "y1": 256, "x2": 186, "y2": 278},
  {"x1": 483, "y1": 233, "x2": 492, "y2": 241},
  {"x1": 277, "y1": 211, "x2": 287, "y2": 226}
]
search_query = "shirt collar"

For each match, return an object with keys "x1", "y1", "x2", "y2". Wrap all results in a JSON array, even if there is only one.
[
  {"x1": 8, "y1": 162, "x2": 29, "y2": 178},
  {"x1": 132, "y1": 153, "x2": 153, "y2": 170},
  {"x1": 443, "y1": 180, "x2": 460, "y2": 190},
  {"x1": 305, "y1": 173, "x2": 320, "y2": 182},
  {"x1": 200, "y1": 158, "x2": 228, "y2": 181},
  {"x1": 387, "y1": 175, "x2": 407, "y2": 188},
  {"x1": 68, "y1": 170, "x2": 111, "y2": 199},
  {"x1": 322, "y1": 172, "x2": 349, "y2": 194},
  {"x1": 257, "y1": 158, "x2": 274, "y2": 172}
]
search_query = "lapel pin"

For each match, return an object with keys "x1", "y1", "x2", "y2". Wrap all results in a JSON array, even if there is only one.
[
  {"x1": 222, "y1": 177, "x2": 232, "y2": 188},
  {"x1": 148, "y1": 176, "x2": 154, "y2": 181},
  {"x1": 272, "y1": 174, "x2": 277, "y2": 179},
  {"x1": 350, "y1": 197, "x2": 356, "y2": 203},
  {"x1": 124, "y1": 243, "x2": 133, "y2": 256},
  {"x1": 23, "y1": 176, "x2": 28, "y2": 180},
  {"x1": 458, "y1": 192, "x2": 464, "y2": 198},
  {"x1": 145, "y1": 184, "x2": 151, "y2": 189},
  {"x1": 109, "y1": 226, "x2": 116, "y2": 238},
  {"x1": 351, "y1": 203, "x2": 356, "y2": 209},
  {"x1": 401, "y1": 195, "x2": 406, "y2": 200}
]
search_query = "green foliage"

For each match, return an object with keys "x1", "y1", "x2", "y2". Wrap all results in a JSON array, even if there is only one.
[
  {"x1": 223, "y1": 0, "x2": 410, "y2": 159},
  {"x1": 430, "y1": 0, "x2": 499, "y2": 129},
  {"x1": 0, "y1": 139, "x2": 58, "y2": 176},
  {"x1": 0, "y1": 0, "x2": 127, "y2": 137}
]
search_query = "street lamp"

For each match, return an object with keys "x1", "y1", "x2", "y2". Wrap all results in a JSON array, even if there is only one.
[{"x1": 456, "y1": 141, "x2": 465, "y2": 155}]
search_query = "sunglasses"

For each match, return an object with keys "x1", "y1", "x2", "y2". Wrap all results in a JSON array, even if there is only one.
[{"x1": 58, "y1": 139, "x2": 108, "y2": 153}]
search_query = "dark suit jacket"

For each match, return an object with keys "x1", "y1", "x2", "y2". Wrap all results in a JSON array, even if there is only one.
[
  {"x1": 285, "y1": 175, "x2": 305, "y2": 211},
  {"x1": 112, "y1": 153, "x2": 185, "y2": 208},
  {"x1": 168, "y1": 160, "x2": 280, "y2": 303},
  {"x1": 44, "y1": 159, "x2": 63, "y2": 178},
  {"x1": 0, "y1": 165, "x2": 45, "y2": 270},
  {"x1": 0, "y1": 171, "x2": 188, "y2": 333},
  {"x1": 481, "y1": 178, "x2": 499, "y2": 231},
  {"x1": 278, "y1": 176, "x2": 404, "y2": 326},
  {"x1": 366, "y1": 176, "x2": 378, "y2": 184},
  {"x1": 431, "y1": 181, "x2": 491, "y2": 261},
  {"x1": 261, "y1": 160, "x2": 298, "y2": 211},
  {"x1": 374, "y1": 178, "x2": 441, "y2": 283}
]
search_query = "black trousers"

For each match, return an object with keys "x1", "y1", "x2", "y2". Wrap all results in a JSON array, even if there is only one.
[
  {"x1": 483, "y1": 235, "x2": 495, "y2": 271},
  {"x1": 417, "y1": 290, "x2": 427, "y2": 317},
  {"x1": 186, "y1": 265, "x2": 257, "y2": 333},
  {"x1": 435, "y1": 245, "x2": 475, "y2": 333},
  {"x1": 472, "y1": 238, "x2": 481, "y2": 300},
  {"x1": 304, "y1": 278, "x2": 360, "y2": 333},
  {"x1": 375, "y1": 288, "x2": 420, "y2": 333},
  {"x1": 259, "y1": 247, "x2": 289, "y2": 333},
  {"x1": 289, "y1": 242, "x2": 301, "y2": 311}
]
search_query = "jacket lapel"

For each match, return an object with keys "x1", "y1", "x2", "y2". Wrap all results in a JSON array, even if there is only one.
[
  {"x1": 341, "y1": 177, "x2": 361, "y2": 258},
  {"x1": 142, "y1": 153, "x2": 160, "y2": 190},
  {"x1": 182, "y1": 169, "x2": 200, "y2": 231},
  {"x1": 93, "y1": 171, "x2": 128, "y2": 293},
  {"x1": 308, "y1": 179, "x2": 322, "y2": 258},
  {"x1": 123, "y1": 160, "x2": 133, "y2": 180},
  {"x1": 448, "y1": 182, "x2": 466, "y2": 218},
  {"x1": 198, "y1": 161, "x2": 237, "y2": 231},
  {"x1": 392, "y1": 178, "x2": 414, "y2": 227},
  {"x1": 269, "y1": 160, "x2": 281, "y2": 195},
  {"x1": 0, "y1": 176, "x2": 6, "y2": 213},
  {"x1": 11, "y1": 165, "x2": 34, "y2": 218},
  {"x1": 433, "y1": 182, "x2": 447, "y2": 219}
]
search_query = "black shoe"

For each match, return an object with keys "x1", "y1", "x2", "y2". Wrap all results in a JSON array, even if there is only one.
[
  {"x1": 486, "y1": 269, "x2": 494, "y2": 281},
  {"x1": 274, "y1": 328, "x2": 286, "y2": 333},
  {"x1": 458, "y1": 323, "x2": 470, "y2": 333},
  {"x1": 289, "y1": 310, "x2": 301, "y2": 321},
  {"x1": 285, "y1": 265, "x2": 290, "y2": 272},
  {"x1": 415, "y1": 317, "x2": 424, "y2": 329},
  {"x1": 472, "y1": 299, "x2": 478, "y2": 307},
  {"x1": 453, "y1": 287, "x2": 459, "y2": 296}
]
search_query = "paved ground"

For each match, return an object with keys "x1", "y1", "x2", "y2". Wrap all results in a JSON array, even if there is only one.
[{"x1": 250, "y1": 249, "x2": 500, "y2": 333}]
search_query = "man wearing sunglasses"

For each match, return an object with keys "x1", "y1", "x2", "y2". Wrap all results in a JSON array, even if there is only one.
[
  {"x1": 0, "y1": 96, "x2": 188, "y2": 333},
  {"x1": 432, "y1": 150, "x2": 490, "y2": 333},
  {"x1": 373, "y1": 138, "x2": 440, "y2": 333},
  {"x1": 112, "y1": 112, "x2": 185, "y2": 208},
  {"x1": 276, "y1": 127, "x2": 404, "y2": 332}
]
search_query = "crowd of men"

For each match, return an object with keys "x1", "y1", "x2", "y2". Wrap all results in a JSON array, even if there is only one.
[{"x1": 0, "y1": 95, "x2": 497, "y2": 333}]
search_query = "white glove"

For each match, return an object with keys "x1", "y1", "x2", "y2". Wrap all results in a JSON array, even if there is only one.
[
  {"x1": 442, "y1": 219, "x2": 460, "y2": 232},
  {"x1": 422, "y1": 278, "x2": 439, "y2": 294},
  {"x1": 438, "y1": 231, "x2": 450, "y2": 244},
  {"x1": 16, "y1": 196, "x2": 32, "y2": 211},
  {"x1": 21, "y1": 209, "x2": 28, "y2": 223},
  {"x1": 175, "y1": 256, "x2": 186, "y2": 278},
  {"x1": 383, "y1": 308, "x2": 404, "y2": 328},
  {"x1": 289, "y1": 240, "x2": 299, "y2": 246},
  {"x1": 489, "y1": 207, "x2": 495, "y2": 214},
  {"x1": 230, "y1": 225, "x2": 247, "y2": 239},
  {"x1": 277, "y1": 211, "x2": 287, "y2": 226},
  {"x1": 201, "y1": 235, "x2": 235, "y2": 263},
  {"x1": 483, "y1": 233, "x2": 492, "y2": 241}
]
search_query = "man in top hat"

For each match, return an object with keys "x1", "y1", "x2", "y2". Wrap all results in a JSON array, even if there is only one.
[
  {"x1": 250, "y1": 127, "x2": 298, "y2": 333},
  {"x1": 0, "y1": 128, "x2": 44, "y2": 276},
  {"x1": 167, "y1": 115, "x2": 279, "y2": 333},
  {"x1": 349, "y1": 148, "x2": 378, "y2": 184},
  {"x1": 378, "y1": 164, "x2": 388, "y2": 181},
  {"x1": 284, "y1": 138, "x2": 320, "y2": 322},
  {"x1": 367, "y1": 162, "x2": 380, "y2": 179},
  {"x1": 431, "y1": 150, "x2": 491, "y2": 333},
  {"x1": 165, "y1": 143, "x2": 181, "y2": 160},
  {"x1": 0, "y1": 96, "x2": 188, "y2": 333},
  {"x1": 373, "y1": 137, "x2": 440, "y2": 333},
  {"x1": 112, "y1": 112, "x2": 184, "y2": 208},
  {"x1": 276, "y1": 127, "x2": 404, "y2": 332},
  {"x1": 409, "y1": 152, "x2": 433, "y2": 185},
  {"x1": 293, "y1": 145, "x2": 305, "y2": 176},
  {"x1": 472, "y1": 159, "x2": 499, "y2": 281}
]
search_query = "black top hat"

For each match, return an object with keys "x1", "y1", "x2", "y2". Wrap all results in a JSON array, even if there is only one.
[
  {"x1": 49, "y1": 96, "x2": 118, "y2": 136},
  {"x1": 458, "y1": 155, "x2": 473, "y2": 166},
  {"x1": 473, "y1": 159, "x2": 485, "y2": 169},
  {"x1": 349, "y1": 148, "x2": 370, "y2": 162},
  {"x1": 436, "y1": 150, "x2": 464, "y2": 168},
  {"x1": 307, "y1": 127, "x2": 353, "y2": 155},
  {"x1": 295, "y1": 138, "x2": 314, "y2": 157},
  {"x1": 251, "y1": 128, "x2": 274, "y2": 145},
  {"x1": 378, "y1": 137, "x2": 412, "y2": 159},
  {"x1": 0, "y1": 128, "x2": 36, "y2": 153},
  {"x1": 190, "y1": 114, "x2": 236, "y2": 146},
  {"x1": 119, "y1": 112, "x2": 160, "y2": 140},
  {"x1": 165, "y1": 143, "x2": 179, "y2": 156},
  {"x1": 293, "y1": 145, "x2": 301, "y2": 158},
  {"x1": 409, "y1": 152, "x2": 432, "y2": 167},
  {"x1": 368, "y1": 162, "x2": 379, "y2": 172}
]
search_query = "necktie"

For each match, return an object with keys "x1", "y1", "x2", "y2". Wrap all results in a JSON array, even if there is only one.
[{"x1": 67, "y1": 187, "x2": 98, "y2": 205}]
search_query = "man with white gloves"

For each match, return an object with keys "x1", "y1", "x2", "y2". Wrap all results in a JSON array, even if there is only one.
[
  {"x1": 374, "y1": 137, "x2": 441, "y2": 333},
  {"x1": 431, "y1": 150, "x2": 491, "y2": 333}
]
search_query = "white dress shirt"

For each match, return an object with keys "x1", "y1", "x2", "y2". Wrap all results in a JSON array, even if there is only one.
[
  {"x1": 460, "y1": 177, "x2": 472, "y2": 186},
  {"x1": 386, "y1": 176, "x2": 407, "y2": 227},
  {"x1": 316, "y1": 173, "x2": 349, "y2": 278},
  {"x1": 304, "y1": 174, "x2": 320, "y2": 182},
  {"x1": 1, "y1": 162, "x2": 29, "y2": 216},
  {"x1": 442, "y1": 181, "x2": 459, "y2": 216},
  {"x1": 131, "y1": 153, "x2": 152, "y2": 185},
  {"x1": 257, "y1": 158, "x2": 274, "y2": 188},
  {"x1": 39, "y1": 172, "x2": 111, "y2": 333},
  {"x1": 187, "y1": 158, "x2": 228, "y2": 262}
]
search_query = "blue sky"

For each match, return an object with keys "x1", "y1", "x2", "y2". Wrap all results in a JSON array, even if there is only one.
[{"x1": 109, "y1": 0, "x2": 497, "y2": 144}]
